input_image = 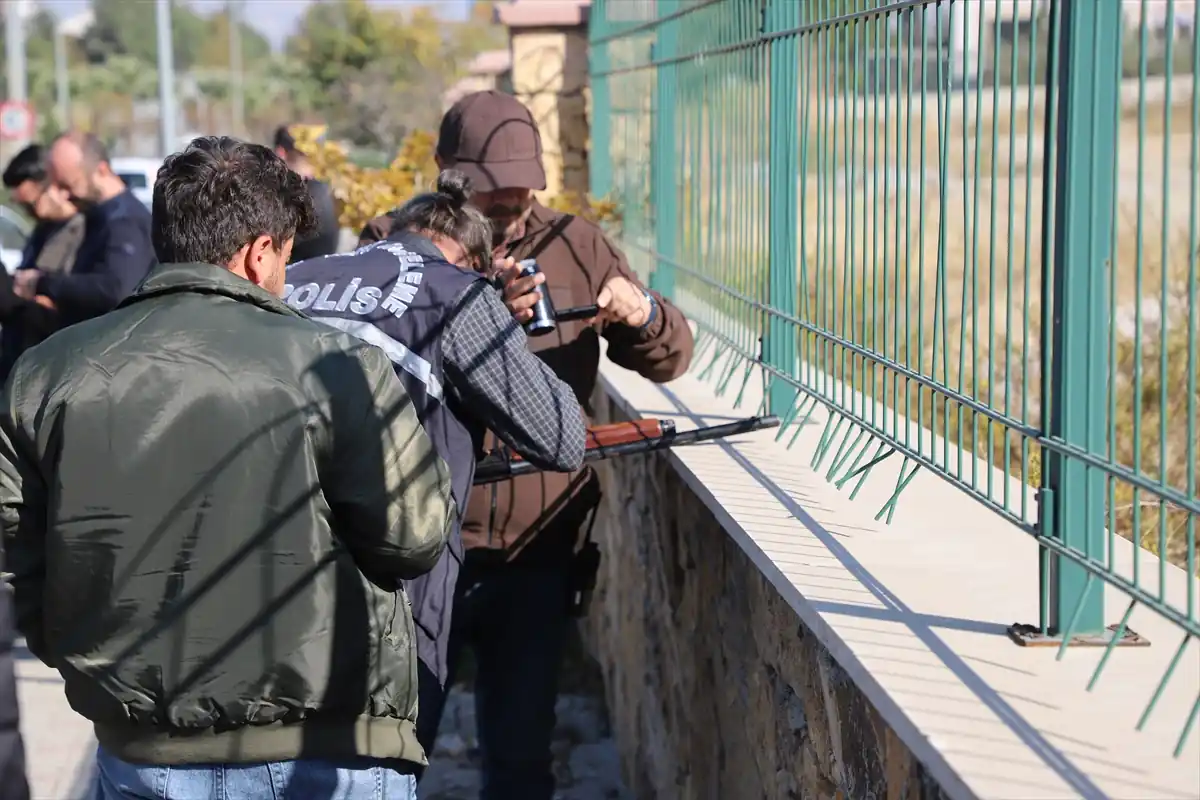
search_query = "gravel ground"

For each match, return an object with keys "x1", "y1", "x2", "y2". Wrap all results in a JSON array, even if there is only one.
[
  {"x1": 419, "y1": 687, "x2": 632, "y2": 800},
  {"x1": 419, "y1": 626, "x2": 633, "y2": 800}
]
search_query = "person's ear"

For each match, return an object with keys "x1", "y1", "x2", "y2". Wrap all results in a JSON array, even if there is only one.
[{"x1": 243, "y1": 234, "x2": 276, "y2": 288}]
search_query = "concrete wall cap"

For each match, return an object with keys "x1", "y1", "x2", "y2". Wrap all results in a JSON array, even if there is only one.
[{"x1": 497, "y1": 0, "x2": 590, "y2": 28}]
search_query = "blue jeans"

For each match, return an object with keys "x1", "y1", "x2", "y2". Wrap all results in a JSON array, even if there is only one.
[
  {"x1": 93, "y1": 746, "x2": 417, "y2": 800},
  {"x1": 416, "y1": 547, "x2": 574, "y2": 800}
]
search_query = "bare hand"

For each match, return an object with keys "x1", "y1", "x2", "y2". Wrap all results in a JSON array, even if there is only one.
[
  {"x1": 596, "y1": 276, "x2": 651, "y2": 328},
  {"x1": 34, "y1": 295, "x2": 56, "y2": 311},
  {"x1": 495, "y1": 256, "x2": 545, "y2": 324},
  {"x1": 13, "y1": 269, "x2": 40, "y2": 301}
]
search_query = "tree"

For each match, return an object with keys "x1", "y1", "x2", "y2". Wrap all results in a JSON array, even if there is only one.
[
  {"x1": 80, "y1": 0, "x2": 209, "y2": 71},
  {"x1": 448, "y1": 1, "x2": 507, "y2": 59},
  {"x1": 196, "y1": 11, "x2": 272, "y2": 70},
  {"x1": 285, "y1": 1, "x2": 456, "y2": 149}
]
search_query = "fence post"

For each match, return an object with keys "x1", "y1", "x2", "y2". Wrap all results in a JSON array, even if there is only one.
[
  {"x1": 1043, "y1": 0, "x2": 1121, "y2": 637},
  {"x1": 650, "y1": 0, "x2": 679, "y2": 296},
  {"x1": 764, "y1": 0, "x2": 799, "y2": 414},
  {"x1": 588, "y1": 0, "x2": 612, "y2": 200}
]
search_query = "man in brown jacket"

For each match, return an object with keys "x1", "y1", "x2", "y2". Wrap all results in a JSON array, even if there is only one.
[{"x1": 359, "y1": 91, "x2": 694, "y2": 799}]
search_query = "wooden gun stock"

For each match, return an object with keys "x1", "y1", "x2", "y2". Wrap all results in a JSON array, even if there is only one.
[
  {"x1": 473, "y1": 415, "x2": 779, "y2": 486},
  {"x1": 497, "y1": 419, "x2": 674, "y2": 466}
]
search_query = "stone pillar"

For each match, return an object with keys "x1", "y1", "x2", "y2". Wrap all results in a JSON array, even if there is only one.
[{"x1": 498, "y1": 0, "x2": 592, "y2": 201}]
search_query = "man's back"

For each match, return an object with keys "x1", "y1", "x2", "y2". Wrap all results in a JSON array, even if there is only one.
[
  {"x1": 289, "y1": 179, "x2": 341, "y2": 262},
  {"x1": 1, "y1": 261, "x2": 452, "y2": 766}
]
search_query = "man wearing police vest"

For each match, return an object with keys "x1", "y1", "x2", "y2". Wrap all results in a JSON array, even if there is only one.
[
  {"x1": 358, "y1": 91, "x2": 695, "y2": 799},
  {"x1": 284, "y1": 169, "x2": 587, "y2": 755}
]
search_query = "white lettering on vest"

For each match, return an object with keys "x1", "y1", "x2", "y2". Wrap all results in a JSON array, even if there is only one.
[
  {"x1": 350, "y1": 286, "x2": 382, "y2": 315},
  {"x1": 335, "y1": 278, "x2": 361, "y2": 312},
  {"x1": 289, "y1": 283, "x2": 321, "y2": 310},
  {"x1": 312, "y1": 282, "x2": 339, "y2": 311},
  {"x1": 284, "y1": 279, "x2": 385, "y2": 317},
  {"x1": 382, "y1": 277, "x2": 420, "y2": 319}
]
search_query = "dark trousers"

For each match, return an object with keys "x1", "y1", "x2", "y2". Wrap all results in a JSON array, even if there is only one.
[{"x1": 416, "y1": 545, "x2": 574, "y2": 800}]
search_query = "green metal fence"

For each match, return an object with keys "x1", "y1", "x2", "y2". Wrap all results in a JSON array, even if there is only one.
[{"x1": 589, "y1": 0, "x2": 1198, "y2": 756}]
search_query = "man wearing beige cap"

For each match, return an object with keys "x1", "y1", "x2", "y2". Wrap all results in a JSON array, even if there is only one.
[{"x1": 361, "y1": 91, "x2": 695, "y2": 798}]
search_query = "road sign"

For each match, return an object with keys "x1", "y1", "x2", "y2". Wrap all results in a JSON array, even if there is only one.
[{"x1": 0, "y1": 101, "x2": 35, "y2": 142}]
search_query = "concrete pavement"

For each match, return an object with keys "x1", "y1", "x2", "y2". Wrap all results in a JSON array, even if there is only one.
[{"x1": 13, "y1": 640, "x2": 95, "y2": 800}]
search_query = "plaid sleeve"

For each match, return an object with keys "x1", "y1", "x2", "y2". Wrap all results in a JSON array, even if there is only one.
[{"x1": 441, "y1": 281, "x2": 586, "y2": 471}]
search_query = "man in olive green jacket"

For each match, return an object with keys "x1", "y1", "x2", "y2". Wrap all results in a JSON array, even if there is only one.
[{"x1": 0, "y1": 137, "x2": 451, "y2": 800}]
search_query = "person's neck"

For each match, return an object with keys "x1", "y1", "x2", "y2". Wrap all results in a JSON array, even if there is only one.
[
  {"x1": 290, "y1": 159, "x2": 315, "y2": 179},
  {"x1": 96, "y1": 178, "x2": 127, "y2": 204},
  {"x1": 493, "y1": 205, "x2": 535, "y2": 250}
]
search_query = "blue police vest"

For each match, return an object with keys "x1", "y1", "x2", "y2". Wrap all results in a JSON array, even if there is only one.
[{"x1": 284, "y1": 232, "x2": 485, "y2": 686}]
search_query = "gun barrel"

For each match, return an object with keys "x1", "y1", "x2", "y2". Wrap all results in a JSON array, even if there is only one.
[
  {"x1": 473, "y1": 415, "x2": 780, "y2": 486},
  {"x1": 553, "y1": 304, "x2": 600, "y2": 323}
]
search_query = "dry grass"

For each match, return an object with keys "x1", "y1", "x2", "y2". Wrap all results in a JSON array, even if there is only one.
[{"x1": 659, "y1": 89, "x2": 1199, "y2": 570}]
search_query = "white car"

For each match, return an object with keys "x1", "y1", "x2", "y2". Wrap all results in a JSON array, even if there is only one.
[
  {"x1": 110, "y1": 157, "x2": 161, "y2": 209},
  {"x1": 0, "y1": 207, "x2": 31, "y2": 275}
]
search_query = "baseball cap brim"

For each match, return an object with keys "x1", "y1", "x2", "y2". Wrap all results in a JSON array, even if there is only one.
[{"x1": 452, "y1": 158, "x2": 547, "y2": 193}]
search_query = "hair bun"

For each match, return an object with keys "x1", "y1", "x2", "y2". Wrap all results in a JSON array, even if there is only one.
[{"x1": 435, "y1": 169, "x2": 472, "y2": 208}]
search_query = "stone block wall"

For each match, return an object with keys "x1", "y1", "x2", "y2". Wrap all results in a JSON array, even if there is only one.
[{"x1": 580, "y1": 388, "x2": 953, "y2": 800}]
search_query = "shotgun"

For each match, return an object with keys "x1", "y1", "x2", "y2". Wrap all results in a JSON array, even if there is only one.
[{"x1": 473, "y1": 415, "x2": 781, "y2": 486}]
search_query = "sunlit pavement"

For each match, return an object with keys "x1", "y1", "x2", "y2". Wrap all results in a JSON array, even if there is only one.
[{"x1": 14, "y1": 641, "x2": 95, "y2": 800}]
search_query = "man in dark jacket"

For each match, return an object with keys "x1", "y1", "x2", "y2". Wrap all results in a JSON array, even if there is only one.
[
  {"x1": 360, "y1": 91, "x2": 695, "y2": 800},
  {"x1": 1, "y1": 144, "x2": 86, "y2": 383},
  {"x1": 12, "y1": 132, "x2": 155, "y2": 328},
  {"x1": 0, "y1": 136, "x2": 451, "y2": 799},
  {"x1": 274, "y1": 125, "x2": 342, "y2": 261}
]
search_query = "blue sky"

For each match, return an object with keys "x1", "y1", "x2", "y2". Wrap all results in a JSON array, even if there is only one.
[{"x1": 38, "y1": 0, "x2": 472, "y2": 50}]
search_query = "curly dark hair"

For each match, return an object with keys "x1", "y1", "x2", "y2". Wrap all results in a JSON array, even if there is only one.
[
  {"x1": 388, "y1": 169, "x2": 493, "y2": 270},
  {"x1": 152, "y1": 136, "x2": 317, "y2": 266}
]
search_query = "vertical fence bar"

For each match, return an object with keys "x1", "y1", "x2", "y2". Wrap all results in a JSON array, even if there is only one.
[
  {"x1": 651, "y1": 0, "x2": 680, "y2": 296},
  {"x1": 763, "y1": 0, "x2": 800, "y2": 414},
  {"x1": 589, "y1": 0, "x2": 613, "y2": 201},
  {"x1": 1042, "y1": 0, "x2": 1121, "y2": 636}
]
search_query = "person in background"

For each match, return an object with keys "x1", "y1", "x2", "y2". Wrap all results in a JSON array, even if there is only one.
[
  {"x1": 0, "y1": 136, "x2": 451, "y2": 799},
  {"x1": 274, "y1": 124, "x2": 342, "y2": 261},
  {"x1": 0, "y1": 144, "x2": 86, "y2": 383},
  {"x1": 286, "y1": 169, "x2": 587, "y2": 774},
  {"x1": 13, "y1": 132, "x2": 155, "y2": 328},
  {"x1": 359, "y1": 90, "x2": 695, "y2": 800},
  {"x1": 3, "y1": 144, "x2": 85, "y2": 275}
]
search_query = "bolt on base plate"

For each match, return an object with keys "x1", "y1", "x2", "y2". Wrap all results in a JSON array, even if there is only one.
[{"x1": 1006, "y1": 622, "x2": 1151, "y2": 648}]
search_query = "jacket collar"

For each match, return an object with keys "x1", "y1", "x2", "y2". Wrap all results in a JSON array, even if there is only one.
[{"x1": 120, "y1": 261, "x2": 304, "y2": 319}]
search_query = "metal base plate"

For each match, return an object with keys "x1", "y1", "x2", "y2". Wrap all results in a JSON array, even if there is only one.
[{"x1": 1006, "y1": 623, "x2": 1151, "y2": 648}]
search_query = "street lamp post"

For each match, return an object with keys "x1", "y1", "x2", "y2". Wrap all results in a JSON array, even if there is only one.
[
  {"x1": 156, "y1": 0, "x2": 178, "y2": 155},
  {"x1": 230, "y1": 0, "x2": 244, "y2": 137},
  {"x1": 4, "y1": 0, "x2": 28, "y2": 105},
  {"x1": 54, "y1": 11, "x2": 95, "y2": 135}
]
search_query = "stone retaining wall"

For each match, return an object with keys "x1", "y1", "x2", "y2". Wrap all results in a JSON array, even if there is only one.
[{"x1": 580, "y1": 389, "x2": 953, "y2": 800}]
